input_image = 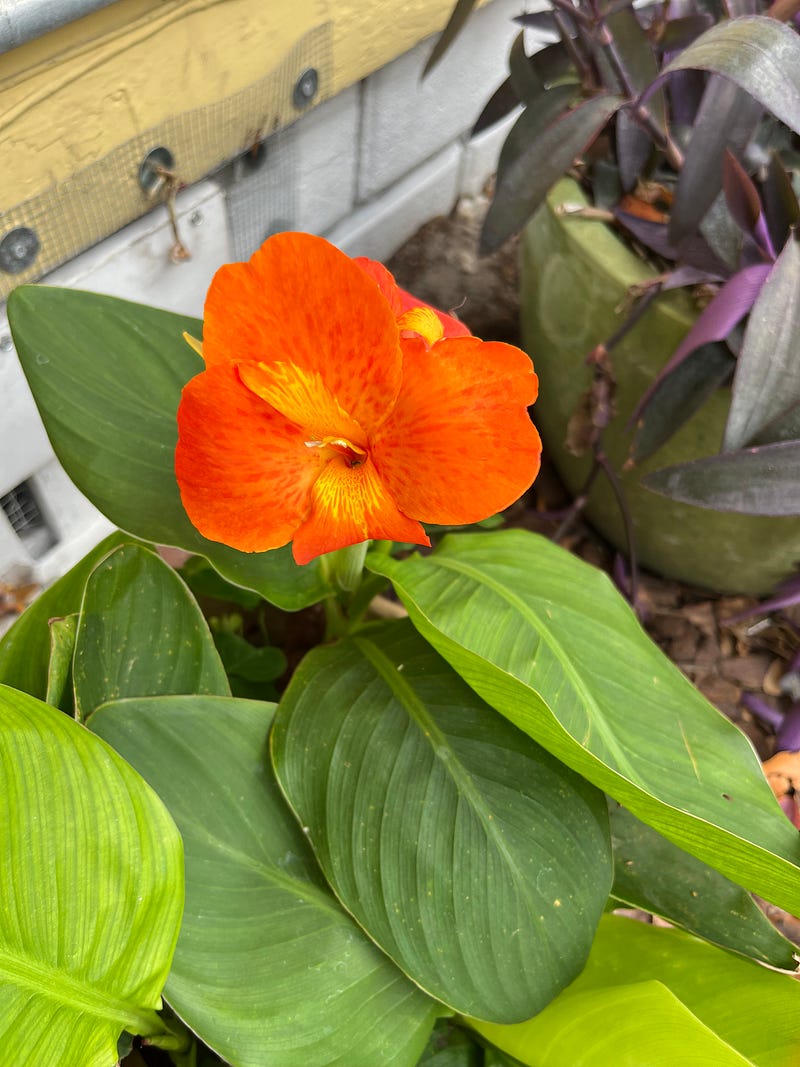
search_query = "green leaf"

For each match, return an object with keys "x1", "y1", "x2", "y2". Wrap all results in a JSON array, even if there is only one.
[
  {"x1": 481, "y1": 94, "x2": 624, "y2": 253},
  {"x1": 724, "y1": 236, "x2": 800, "y2": 450},
  {"x1": 73, "y1": 543, "x2": 229, "y2": 720},
  {"x1": 662, "y1": 16, "x2": 800, "y2": 136},
  {"x1": 271, "y1": 621, "x2": 611, "y2": 1023},
  {"x1": 46, "y1": 613, "x2": 78, "y2": 710},
  {"x1": 480, "y1": 981, "x2": 753, "y2": 1066},
  {"x1": 368, "y1": 531, "x2": 800, "y2": 915},
  {"x1": 7, "y1": 286, "x2": 331, "y2": 610},
  {"x1": 0, "y1": 685, "x2": 183, "y2": 1065},
  {"x1": 0, "y1": 532, "x2": 132, "y2": 700},
  {"x1": 643, "y1": 438, "x2": 800, "y2": 514},
  {"x1": 472, "y1": 915, "x2": 800, "y2": 1067},
  {"x1": 609, "y1": 802, "x2": 797, "y2": 968},
  {"x1": 90, "y1": 694, "x2": 438, "y2": 1067},
  {"x1": 417, "y1": 1021, "x2": 483, "y2": 1066},
  {"x1": 212, "y1": 630, "x2": 286, "y2": 682}
]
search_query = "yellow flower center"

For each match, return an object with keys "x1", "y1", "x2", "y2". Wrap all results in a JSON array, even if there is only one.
[{"x1": 305, "y1": 435, "x2": 367, "y2": 468}]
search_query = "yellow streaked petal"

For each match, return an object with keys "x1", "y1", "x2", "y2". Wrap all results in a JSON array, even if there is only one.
[
  {"x1": 291, "y1": 456, "x2": 428, "y2": 564},
  {"x1": 396, "y1": 306, "x2": 445, "y2": 348},
  {"x1": 238, "y1": 360, "x2": 366, "y2": 446}
]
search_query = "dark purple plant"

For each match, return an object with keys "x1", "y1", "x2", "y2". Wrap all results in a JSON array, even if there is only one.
[{"x1": 432, "y1": 0, "x2": 800, "y2": 524}]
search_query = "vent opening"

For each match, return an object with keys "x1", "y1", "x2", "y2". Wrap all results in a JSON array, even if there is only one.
[{"x1": 1, "y1": 480, "x2": 57, "y2": 559}]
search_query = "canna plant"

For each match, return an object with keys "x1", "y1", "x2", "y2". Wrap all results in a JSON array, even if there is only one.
[
  {"x1": 1, "y1": 231, "x2": 800, "y2": 1066},
  {"x1": 432, "y1": 0, "x2": 800, "y2": 591}
]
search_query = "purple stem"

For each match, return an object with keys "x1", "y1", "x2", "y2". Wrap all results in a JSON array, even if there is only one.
[
  {"x1": 740, "y1": 691, "x2": 785, "y2": 731},
  {"x1": 777, "y1": 704, "x2": 800, "y2": 751}
]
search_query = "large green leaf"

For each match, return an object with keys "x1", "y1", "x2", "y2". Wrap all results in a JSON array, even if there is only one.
[
  {"x1": 271, "y1": 621, "x2": 611, "y2": 1023},
  {"x1": 0, "y1": 686, "x2": 183, "y2": 1065},
  {"x1": 72, "y1": 543, "x2": 229, "y2": 720},
  {"x1": 7, "y1": 286, "x2": 330, "y2": 610},
  {"x1": 368, "y1": 531, "x2": 800, "y2": 914},
  {"x1": 662, "y1": 16, "x2": 800, "y2": 136},
  {"x1": 89, "y1": 695, "x2": 438, "y2": 1067},
  {"x1": 0, "y1": 532, "x2": 132, "y2": 700},
  {"x1": 609, "y1": 802, "x2": 796, "y2": 969},
  {"x1": 472, "y1": 915, "x2": 800, "y2": 1067},
  {"x1": 724, "y1": 236, "x2": 800, "y2": 451}
]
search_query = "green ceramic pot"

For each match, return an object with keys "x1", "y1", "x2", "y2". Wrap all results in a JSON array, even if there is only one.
[{"x1": 519, "y1": 178, "x2": 800, "y2": 594}]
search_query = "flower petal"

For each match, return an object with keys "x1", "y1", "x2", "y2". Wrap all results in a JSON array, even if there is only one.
[
  {"x1": 203, "y1": 233, "x2": 403, "y2": 433},
  {"x1": 372, "y1": 337, "x2": 541, "y2": 524},
  {"x1": 238, "y1": 361, "x2": 366, "y2": 446},
  {"x1": 292, "y1": 457, "x2": 429, "y2": 565},
  {"x1": 176, "y1": 363, "x2": 321, "y2": 552},
  {"x1": 354, "y1": 257, "x2": 472, "y2": 338}
]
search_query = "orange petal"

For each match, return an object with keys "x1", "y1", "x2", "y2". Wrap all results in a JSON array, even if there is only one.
[
  {"x1": 292, "y1": 456, "x2": 429, "y2": 565},
  {"x1": 355, "y1": 256, "x2": 471, "y2": 338},
  {"x1": 176, "y1": 363, "x2": 321, "y2": 552},
  {"x1": 203, "y1": 233, "x2": 402, "y2": 434},
  {"x1": 372, "y1": 337, "x2": 542, "y2": 524},
  {"x1": 237, "y1": 360, "x2": 367, "y2": 447}
]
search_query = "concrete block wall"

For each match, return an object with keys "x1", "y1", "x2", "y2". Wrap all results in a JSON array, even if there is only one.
[{"x1": 0, "y1": 0, "x2": 545, "y2": 605}]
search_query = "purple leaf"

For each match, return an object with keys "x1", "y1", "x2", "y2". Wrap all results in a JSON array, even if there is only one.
[
  {"x1": 761, "y1": 152, "x2": 800, "y2": 253},
  {"x1": 481, "y1": 94, "x2": 624, "y2": 253},
  {"x1": 643, "y1": 438, "x2": 800, "y2": 515},
  {"x1": 631, "y1": 343, "x2": 733, "y2": 462},
  {"x1": 659, "y1": 17, "x2": 800, "y2": 137},
  {"x1": 630, "y1": 263, "x2": 772, "y2": 424},
  {"x1": 723, "y1": 236, "x2": 800, "y2": 450},
  {"x1": 668, "y1": 76, "x2": 763, "y2": 247},
  {"x1": 667, "y1": 69, "x2": 706, "y2": 126},
  {"x1": 616, "y1": 110, "x2": 654, "y2": 192},
  {"x1": 613, "y1": 211, "x2": 676, "y2": 258},
  {"x1": 471, "y1": 41, "x2": 573, "y2": 136},
  {"x1": 513, "y1": 10, "x2": 558, "y2": 32},
  {"x1": 423, "y1": 0, "x2": 479, "y2": 77},
  {"x1": 612, "y1": 212, "x2": 730, "y2": 277},
  {"x1": 657, "y1": 14, "x2": 714, "y2": 52},
  {"x1": 509, "y1": 31, "x2": 543, "y2": 106},
  {"x1": 722, "y1": 151, "x2": 776, "y2": 259},
  {"x1": 659, "y1": 265, "x2": 727, "y2": 289},
  {"x1": 496, "y1": 84, "x2": 579, "y2": 187}
]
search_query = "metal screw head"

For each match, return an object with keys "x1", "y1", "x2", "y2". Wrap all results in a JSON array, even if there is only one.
[
  {"x1": 293, "y1": 67, "x2": 318, "y2": 109},
  {"x1": 0, "y1": 227, "x2": 40, "y2": 274},
  {"x1": 139, "y1": 146, "x2": 175, "y2": 196},
  {"x1": 189, "y1": 210, "x2": 204, "y2": 227}
]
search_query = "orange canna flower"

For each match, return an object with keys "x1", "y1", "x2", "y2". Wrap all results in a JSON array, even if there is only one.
[{"x1": 175, "y1": 232, "x2": 541, "y2": 565}]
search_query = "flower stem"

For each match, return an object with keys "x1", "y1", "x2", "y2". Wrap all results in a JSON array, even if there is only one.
[{"x1": 331, "y1": 540, "x2": 370, "y2": 592}]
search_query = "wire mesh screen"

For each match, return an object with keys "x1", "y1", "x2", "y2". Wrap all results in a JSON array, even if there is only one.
[{"x1": 0, "y1": 21, "x2": 333, "y2": 302}]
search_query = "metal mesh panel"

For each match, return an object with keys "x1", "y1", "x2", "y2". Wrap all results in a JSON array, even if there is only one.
[{"x1": 0, "y1": 21, "x2": 332, "y2": 301}]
